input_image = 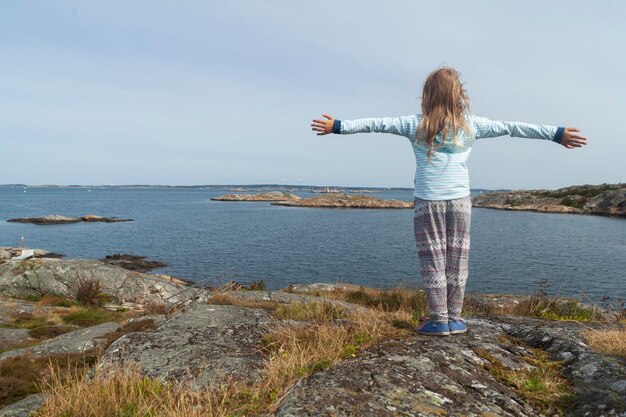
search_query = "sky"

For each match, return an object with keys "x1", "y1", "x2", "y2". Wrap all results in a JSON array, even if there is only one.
[{"x1": 1, "y1": 1, "x2": 624, "y2": 189}]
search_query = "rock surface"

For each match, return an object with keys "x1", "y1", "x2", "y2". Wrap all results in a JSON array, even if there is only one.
[
  {"x1": 277, "y1": 317, "x2": 538, "y2": 417},
  {"x1": 0, "y1": 328, "x2": 33, "y2": 349},
  {"x1": 6, "y1": 214, "x2": 133, "y2": 224},
  {"x1": 0, "y1": 247, "x2": 62, "y2": 262},
  {"x1": 100, "y1": 253, "x2": 167, "y2": 272},
  {"x1": 211, "y1": 191, "x2": 301, "y2": 201},
  {"x1": 502, "y1": 315, "x2": 626, "y2": 416},
  {"x1": 472, "y1": 183, "x2": 626, "y2": 217},
  {"x1": 0, "y1": 322, "x2": 120, "y2": 361},
  {"x1": 0, "y1": 394, "x2": 43, "y2": 417},
  {"x1": 99, "y1": 304, "x2": 271, "y2": 388},
  {"x1": 272, "y1": 193, "x2": 413, "y2": 209},
  {"x1": 0, "y1": 258, "x2": 194, "y2": 305}
]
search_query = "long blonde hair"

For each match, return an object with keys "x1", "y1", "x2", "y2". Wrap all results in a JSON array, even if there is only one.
[{"x1": 416, "y1": 67, "x2": 471, "y2": 157}]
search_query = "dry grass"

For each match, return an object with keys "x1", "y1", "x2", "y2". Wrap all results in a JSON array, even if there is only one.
[
  {"x1": 272, "y1": 301, "x2": 346, "y2": 321},
  {"x1": 288, "y1": 284, "x2": 428, "y2": 322},
  {"x1": 0, "y1": 351, "x2": 99, "y2": 408},
  {"x1": 463, "y1": 293, "x2": 613, "y2": 322},
  {"x1": 208, "y1": 292, "x2": 282, "y2": 310},
  {"x1": 36, "y1": 299, "x2": 409, "y2": 417},
  {"x1": 584, "y1": 328, "x2": 626, "y2": 357}
]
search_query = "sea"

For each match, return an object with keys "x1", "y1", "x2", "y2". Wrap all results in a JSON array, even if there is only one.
[{"x1": 0, "y1": 186, "x2": 624, "y2": 303}]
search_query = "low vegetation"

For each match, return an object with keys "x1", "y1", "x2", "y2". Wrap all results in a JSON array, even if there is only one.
[
  {"x1": 35, "y1": 291, "x2": 409, "y2": 416},
  {"x1": 474, "y1": 336, "x2": 573, "y2": 416},
  {"x1": 5, "y1": 282, "x2": 620, "y2": 415},
  {"x1": 584, "y1": 328, "x2": 626, "y2": 358},
  {"x1": 60, "y1": 309, "x2": 127, "y2": 327},
  {"x1": 1, "y1": 351, "x2": 99, "y2": 409},
  {"x1": 537, "y1": 183, "x2": 620, "y2": 199}
]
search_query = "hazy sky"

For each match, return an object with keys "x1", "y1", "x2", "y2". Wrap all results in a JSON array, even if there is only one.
[{"x1": 1, "y1": 1, "x2": 624, "y2": 189}]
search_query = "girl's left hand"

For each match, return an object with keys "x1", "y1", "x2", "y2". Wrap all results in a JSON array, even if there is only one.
[
  {"x1": 311, "y1": 114, "x2": 335, "y2": 135},
  {"x1": 561, "y1": 128, "x2": 588, "y2": 149}
]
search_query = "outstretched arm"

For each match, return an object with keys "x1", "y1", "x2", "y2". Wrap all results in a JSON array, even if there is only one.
[
  {"x1": 310, "y1": 114, "x2": 415, "y2": 138},
  {"x1": 472, "y1": 116, "x2": 588, "y2": 149}
]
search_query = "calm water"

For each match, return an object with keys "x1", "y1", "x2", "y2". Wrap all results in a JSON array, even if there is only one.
[{"x1": 0, "y1": 187, "x2": 624, "y2": 301}]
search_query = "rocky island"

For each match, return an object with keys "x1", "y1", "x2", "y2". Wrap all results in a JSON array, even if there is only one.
[
  {"x1": 472, "y1": 183, "x2": 626, "y2": 217},
  {"x1": 6, "y1": 214, "x2": 133, "y2": 225},
  {"x1": 272, "y1": 193, "x2": 413, "y2": 209},
  {"x1": 0, "y1": 250, "x2": 624, "y2": 416},
  {"x1": 211, "y1": 191, "x2": 301, "y2": 202}
]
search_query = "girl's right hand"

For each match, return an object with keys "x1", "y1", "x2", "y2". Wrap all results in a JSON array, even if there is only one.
[
  {"x1": 561, "y1": 128, "x2": 588, "y2": 149},
  {"x1": 311, "y1": 114, "x2": 335, "y2": 135}
]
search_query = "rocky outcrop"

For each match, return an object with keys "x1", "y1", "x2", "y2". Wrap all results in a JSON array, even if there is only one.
[
  {"x1": 100, "y1": 254, "x2": 167, "y2": 272},
  {"x1": 211, "y1": 191, "x2": 301, "y2": 202},
  {"x1": 99, "y1": 304, "x2": 271, "y2": 388},
  {"x1": 502, "y1": 315, "x2": 626, "y2": 416},
  {"x1": 0, "y1": 394, "x2": 43, "y2": 417},
  {"x1": 277, "y1": 315, "x2": 626, "y2": 417},
  {"x1": 0, "y1": 247, "x2": 62, "y2": 262},
  {"x1": 277, "y1": 317, "x2": 538, "y2": 416},
  {"x1": 472, "y1": 183, "x2": 626, "y2": 217},
  {"x1": 0, "y1": 258, "x2": 195, "y2": 306},
  {"x1": 0, "y1": 328, "x2": 33, "y2": 350},
  {"x1": 6, "y1": 214, "x2": 133, "y2": 224},
  {"x1": 0, "y1": 322, "x2": 120, "y2": 361},
  {"x1": 272, "y1": 193, "x2": 413, "y2": 209}
]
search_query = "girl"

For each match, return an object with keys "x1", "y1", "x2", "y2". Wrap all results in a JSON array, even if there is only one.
[{"x1": 310, "y1": 67, "x2": 587, "y2": 336}]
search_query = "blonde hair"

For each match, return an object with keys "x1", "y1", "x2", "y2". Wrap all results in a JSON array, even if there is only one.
[{"x1": 416, "y1": 67, "x2": 471, "y2": 157}]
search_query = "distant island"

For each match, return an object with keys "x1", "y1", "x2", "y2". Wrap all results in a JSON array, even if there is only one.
[
  {"x1": 472, "y1": 183, "x2": 625, "y2": 217},
  {"x1": 211, "y1": 191, "x2": 301, "y2": 202},
  {"x1": 212, "y1": 192, "x2": 412, "y2": 208},
  {"x1": 272, "y1": 193, "x2": 413, "y2": 209}
]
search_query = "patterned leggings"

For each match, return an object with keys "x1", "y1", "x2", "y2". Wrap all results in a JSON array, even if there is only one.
[{"x1": 414, "y1": 196, "x2": 472, "y2": 323}]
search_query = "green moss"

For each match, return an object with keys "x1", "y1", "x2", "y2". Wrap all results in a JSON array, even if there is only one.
[
  {"x1": 61, "y1": 309, "x2": 125, "y2": 327},
  {"x1": 299, "y1": 359, "x2": 330, "y2": 375}
]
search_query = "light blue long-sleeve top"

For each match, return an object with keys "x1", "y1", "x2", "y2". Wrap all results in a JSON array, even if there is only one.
[{"x1": 333, "y1": 114, "x2": 564, "y2": 201}]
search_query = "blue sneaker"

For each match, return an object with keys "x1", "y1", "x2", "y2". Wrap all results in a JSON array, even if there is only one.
[
  {"x1": 448, "y1": 319, "x2": 467, "y2": 335},
  {"x1": 416, "y1": 320, "x2": 450, "y2": 336}
]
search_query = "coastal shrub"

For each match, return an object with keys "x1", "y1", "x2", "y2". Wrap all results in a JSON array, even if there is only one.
[
  {"x1": 559, "y1": 197, "x2": 585, "y2": 209},
  {"x1": 76, "y1": 278, "x2": 107, "y2": 307}
]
